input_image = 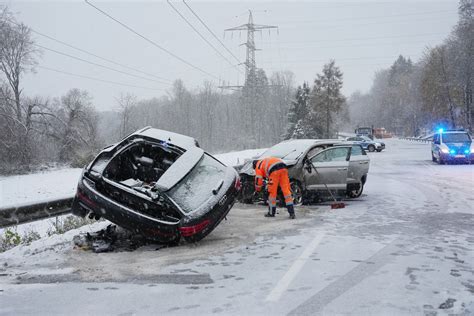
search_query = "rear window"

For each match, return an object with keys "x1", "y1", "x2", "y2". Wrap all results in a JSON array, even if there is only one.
[
  {"x1": 167, "y1": 154, "x2": 226, "y2": 213},
  {"x1": 442, "y1": 133, "x2": 471, "y2": 143}
]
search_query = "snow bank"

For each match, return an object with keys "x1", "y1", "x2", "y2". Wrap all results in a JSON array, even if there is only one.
[{"x1": 0, "y1": 168, "x2": 82, "y2": 208}]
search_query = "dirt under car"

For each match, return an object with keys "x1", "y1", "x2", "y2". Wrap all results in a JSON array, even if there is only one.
[{"x1": 71, "y1": 127, "x2": 240, "y2": 243}]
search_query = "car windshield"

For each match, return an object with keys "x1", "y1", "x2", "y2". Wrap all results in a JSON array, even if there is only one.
[
  {"x1": 260, "y1": 140, "x2": 315, "y2": 160},
  {"x1": 167, "y1": 154, "x2": 226, "y2": 213},
  {"x1": 442, "y1": 133, "x2": 471, "y2": 143}
]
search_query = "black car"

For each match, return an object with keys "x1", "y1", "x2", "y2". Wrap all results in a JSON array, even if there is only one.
[{"x1": 71, "y1": 127, "x2": 240, "y2": 243}]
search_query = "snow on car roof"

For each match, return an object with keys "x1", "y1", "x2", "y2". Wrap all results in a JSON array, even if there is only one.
[
  {"x1": 134, "y1": 127, "x2": 198, "y2": 150},
  {"x1": 260, "y1": 139, "x2": 341, "y2": 160}
]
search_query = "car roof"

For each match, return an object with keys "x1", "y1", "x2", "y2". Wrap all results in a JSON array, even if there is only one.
[
  {"x1": 278, "y1": 138, "x2": 342, "y2": 146},
  {"x1": 132, "y1": 126, "x2": 198, "y2": 150}
]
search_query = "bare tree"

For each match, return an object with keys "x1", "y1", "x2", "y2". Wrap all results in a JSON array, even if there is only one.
[
  {"x1": 116, "y1": 92, "x2": 138, "y2": 138},
  {"x1": 0, "y1": 5, "x2": 40, "y2": 166}
]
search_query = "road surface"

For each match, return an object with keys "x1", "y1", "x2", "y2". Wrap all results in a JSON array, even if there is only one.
[{"x1": 1, "y1": 139, "x2": 473, "y2": 315}]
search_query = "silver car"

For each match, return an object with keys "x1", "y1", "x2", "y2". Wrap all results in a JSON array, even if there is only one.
[{"x1": 238, "y1": 139, "x2": 370, "y2": 204}]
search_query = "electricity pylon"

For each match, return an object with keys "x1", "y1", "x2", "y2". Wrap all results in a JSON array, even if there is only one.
[{"x1": 220, "y1": 10, "x2": 277, "y2": 89}]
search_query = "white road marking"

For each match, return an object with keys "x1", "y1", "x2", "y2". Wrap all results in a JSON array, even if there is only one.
[{"x1": 265, "y1": 232, "x2": 325, "y2": 302}]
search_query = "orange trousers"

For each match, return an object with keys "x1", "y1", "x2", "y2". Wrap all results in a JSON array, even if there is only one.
[{"x1": 267, "y1": 168, "x2": 293, "y2": 208}]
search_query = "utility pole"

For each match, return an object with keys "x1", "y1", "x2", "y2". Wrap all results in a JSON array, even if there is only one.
[
  {"x1": 221, "y1": 10, "x2": 277, "y2": 146},
  {"x1": 221, "y1": 10, "x2": 277, "y2": 89}
]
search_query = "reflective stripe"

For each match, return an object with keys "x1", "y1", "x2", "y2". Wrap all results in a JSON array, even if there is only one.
[
  {"x1": 267, "y1": 161, "x2": 281, "y2": 175},
  {"x1": 268, "y1": 198, "x2": 277, "y2": 207},
  {"x1": 255, "y1": 175, "x2": 263, "y2": 179},
  {"x1": 284, "y1": 195, "x2": 292, "y2": 199},
  {"x1": 286, "y1": 202, "x2": 294, "y2": 206},
  {"x1": 263, "y1": 159, "x2": 270, "y2": 175}
]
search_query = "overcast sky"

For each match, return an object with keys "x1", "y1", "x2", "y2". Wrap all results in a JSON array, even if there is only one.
[{"x1": 5, "y1": 0, "x2": 458, "y2": 111}]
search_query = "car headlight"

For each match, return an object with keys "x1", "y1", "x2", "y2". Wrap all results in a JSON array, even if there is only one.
[
  {"x1": 471, "y1": 148, "x2": 474, "y2": 153},
  {"x1": 375, "y1": 142, "x2": 381, "y2": 147},
  {"x1": 441, "y1": 148, "x2": 449, "y2": 154}
]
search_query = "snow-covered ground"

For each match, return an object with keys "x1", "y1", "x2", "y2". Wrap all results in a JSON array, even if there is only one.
[
  {"x1": 1, "y1": 139, "x2": 473, "y2": 315},
  {"x1": 0, "y1": 168, "x2": 82, "y2": 208}
]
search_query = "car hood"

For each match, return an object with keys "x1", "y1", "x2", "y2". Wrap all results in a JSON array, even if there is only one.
[
  {"x1": 239, "y1": 158, "x2": 298, "y2": 176},
  {"x1": 154, "y1": 147, "x2": 204, "y2": 192}
]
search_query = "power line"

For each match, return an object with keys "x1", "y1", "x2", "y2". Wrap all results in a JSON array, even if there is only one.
[
  {"x1": 38, "y1": 65, "x2": 165, "y2": 91},
  {"x1": 9, "y1": 20, "x2": 173, "y2": 84},
  {"x1": 262, "y1": 32, "x2": 443, "y2": 45},
  {"x1": 167, "y1": 0, "x2": 242, "y2": 74},
  {"x1": 84, "y1": 0, "x2": 219, "y2": 80},
  {"x1": 182, "y1": 0, "x2": 241, "y2": 64},
  {"x1": 35, "y1": 44, "x2": 172, "y2": 86},
  {"x1": 261, "y1": 54, "x2": 422, "y2": 65},
  {"x1": 267, "y1": 36, "x2": 442, "y2": 50},
  {"x1": 277, "y1": 9, "x2": 456, "y2": 25}
]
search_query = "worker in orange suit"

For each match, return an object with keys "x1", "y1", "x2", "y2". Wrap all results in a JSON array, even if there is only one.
[{"x1": 253, "y1": 157, "x2": 295, "y2": 219}]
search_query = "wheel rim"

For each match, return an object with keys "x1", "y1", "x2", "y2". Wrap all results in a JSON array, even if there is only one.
[
  {"x1": 368, "y1": 146, "x2": 375, "y2": 152},
  {"x1": 291, "y1": 182, "x2": 302, "y2": 205},
  {"x1": 349, "y1": 183, "x2": 363, "y2": 197}
]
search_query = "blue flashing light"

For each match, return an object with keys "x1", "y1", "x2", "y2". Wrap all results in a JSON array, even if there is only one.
[
  {"x1": 465, "y1": 149, "x2": 470, "y2": 154},
  {"x1": 449, "y1": 149, "x2": 456, "y2": 155},
  {"x1": 438, "y1": 128, "x2": 444, "y2": 133}
]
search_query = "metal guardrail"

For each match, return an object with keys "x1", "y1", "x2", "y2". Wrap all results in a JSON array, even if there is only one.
[
  {"x1": 398, "y1": 137, "x2": 432, "y2": 143},
  {"x1": 0, "y1": 197, "x2": 74, "y2": 228}
]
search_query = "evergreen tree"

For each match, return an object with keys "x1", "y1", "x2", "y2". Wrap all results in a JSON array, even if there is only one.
[
  {"x1": 309, "y1": 60, "x2": 345, "y2": 138},
  {"x1": 284, "y1": 82, "x2": 310, "y2": 139}
]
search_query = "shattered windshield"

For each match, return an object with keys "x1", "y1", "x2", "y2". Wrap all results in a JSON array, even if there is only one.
[
  {"x1": 260, "y1": 140, "x2": 315, "y2": 161},
  {"x1": 167, "y1": 154, "x2": 226, "y2": 213}
]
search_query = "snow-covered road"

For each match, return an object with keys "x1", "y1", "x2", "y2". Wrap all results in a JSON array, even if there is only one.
[{"x1": 1, "y1": 139, "x2": 473, "y2": 315}]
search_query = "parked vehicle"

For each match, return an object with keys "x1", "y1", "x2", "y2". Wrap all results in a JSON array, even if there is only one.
[
  {"x1": 238, "y1": 139, "x2": 370, "y2": 204},
  {"x1": 431, "y1": 129, "x2": 473, "y2": 164},
  {"x1": 355, "y1": 126, "x2": 374, "y2": 139},
  {"x1": 346, "y1": 135, "x2": 385, "y2": 152},
  {"x1": 71, "y1": 127, "x2": 240, "y2": 243}
]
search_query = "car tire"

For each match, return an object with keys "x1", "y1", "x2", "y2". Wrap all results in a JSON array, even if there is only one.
[
  {"x1": 439, "y1": 153, "x2": 445, "y2": 165},
  {"x1": 291, "y1": 181, "x2": 303, "y2": 205},
  {"x1": 376, "y1": 149, "x2": 382, "y2": 152},
  {"x1": 368, "y1": 145, "x2": 375, "y2": 152},
  {"x1": 347, "y1": 181, "x2": 364, "y2": 198}
]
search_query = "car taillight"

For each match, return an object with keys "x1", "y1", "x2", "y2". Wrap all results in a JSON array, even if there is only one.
[
  {"x1": 179, "y1": 219, "x2": 211, "y2": 237},
  {"x1": 77, "y1": 189, "x2": 97, "y2": 207},
  {"x1": 235, "y1": 177, "x2": 242, "y2": 191}
]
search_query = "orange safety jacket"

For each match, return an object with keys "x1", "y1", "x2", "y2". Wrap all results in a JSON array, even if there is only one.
[{"x1": 254, "y1": 157, "x2": 287, "y2": 192}]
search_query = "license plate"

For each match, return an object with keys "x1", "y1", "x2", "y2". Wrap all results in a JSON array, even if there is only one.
[{"x1": 455, "y1": 155, "x2": 465, "y2": 158}]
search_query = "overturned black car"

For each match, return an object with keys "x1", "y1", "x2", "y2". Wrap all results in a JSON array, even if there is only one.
[{"x1": 72, "y1": 127, "x2": 240, "y2": 243}]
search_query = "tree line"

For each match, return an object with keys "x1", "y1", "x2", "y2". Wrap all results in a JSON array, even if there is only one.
[{"x1": 348, "y1": 0, "x2": 473, "y2": 136}]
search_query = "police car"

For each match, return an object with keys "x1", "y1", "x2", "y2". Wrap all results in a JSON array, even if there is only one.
[{"x1": 431, "y1": 129, "x2": 474, "y2": 164}]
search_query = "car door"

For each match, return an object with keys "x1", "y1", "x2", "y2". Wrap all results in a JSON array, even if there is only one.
[
  {"x1": 304, "y1": 146, "x2": 350, "y2": 191},
  {"x1": 347, "y1": 145, "x2": 369, "y2": 184}
]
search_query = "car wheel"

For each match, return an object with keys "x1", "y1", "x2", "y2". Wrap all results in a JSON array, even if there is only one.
[
  {"x1": 347, "y1": 182, "x2": 364, "y2": 198},
  {"x1": 239, "y1": 178, "x2": 255, "y2": 204},
  {"x1": 368, "y1": 145, "x2": 375, "y2": 152},
  {"x1": 376, "y1": 149, "x2": 382, "y2": 152},
  {"x1": 290, "y1": 181, "x2": 303, "y2": 205},
  {"x1": 437, "y1": 151, "x2": 445, "y2": 164}
]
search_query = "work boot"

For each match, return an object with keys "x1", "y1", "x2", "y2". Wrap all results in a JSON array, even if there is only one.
[
  {"x1": 287, "y1": 204, "x2": 295, "y2": 219},
  {"x1": 265, "y1": 206, "x2": 276, "y2": 217}
]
